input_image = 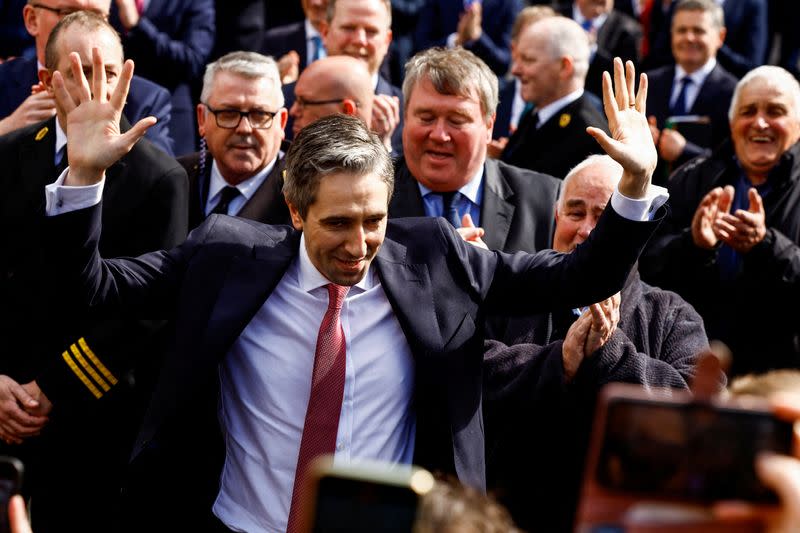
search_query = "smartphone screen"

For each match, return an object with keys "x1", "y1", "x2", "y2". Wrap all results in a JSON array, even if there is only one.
[
  {"x1": 595, "y1": 400, "x2": 793, "y2": 502},
  {"x1": 310, "y1": 475, "x2": 420, "y2": 532}
]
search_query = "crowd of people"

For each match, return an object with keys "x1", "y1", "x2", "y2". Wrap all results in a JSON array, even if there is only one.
[{"x1": 0, "y1": 0, "x2": 799, "y2": 531}]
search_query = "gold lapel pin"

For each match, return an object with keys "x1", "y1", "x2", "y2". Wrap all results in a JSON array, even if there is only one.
[
  {"x1": 35, "y1": 126, "x2": 49, "y2": 141},
  {"x1": 559, "y1": 113, "x2": 571, "y2": 128}
]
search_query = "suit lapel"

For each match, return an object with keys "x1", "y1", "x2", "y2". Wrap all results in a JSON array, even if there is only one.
[
  {"x1": 691, "y1": 65, "x2": 721, "y2": 115},
  {"x1": 238, "y1": 157, "x2": 286, "y2": 221},
  {"x1": 203, "y1": 232, "x2": 300, "y2": 359},
  {"x1": 16, "y1": 118, "x2": 57, "y2": 216},
  {"x1": 374, "y1": 238, "x2": 443, "y2": 354},
  {"x1": 649, "y1": 68, "x2": 674, "y2": 126},
  {"x1": 389, "y1": 161, "x2": 426, "y2": 217},
  {"x1": 479, "y1": 160, "x2": 514, "y2": 251}
]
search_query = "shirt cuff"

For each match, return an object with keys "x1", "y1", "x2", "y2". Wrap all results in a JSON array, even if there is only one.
[
  {"x1": 446, "y1": 33, "x2": 458, "y2": 49},
  {"x1": 610, "y1": 185, "x2": 669, "y2": 221},
  {"x1": 45, "y1": 167, "x2": 105, "y2": 216}
]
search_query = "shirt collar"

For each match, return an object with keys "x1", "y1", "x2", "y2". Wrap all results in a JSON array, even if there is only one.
[
  {"x1": 416, "y1": 163, "x2": 485, "y2": 206},
  {"x1": 55, "y1": 118, "x2": 67, "y2": 158},
  {"x1": 572, "y1": 4, "x2": 608, "y2": 30},
  {"x1": 305, "y1": 18, "x2": 322, "y2": 40},
  {"x1": 297, "y1": 232, "x2": 375, "y2": 294},
  {"x1": 675, "y1": 57, "x2": 717, "y2": 86},
  {"x1": 208, "y1": 156, "x2": 278, "y2": 204},
  {"x1": 537, "y1": 88, "x2": 584, "y2": 127}
]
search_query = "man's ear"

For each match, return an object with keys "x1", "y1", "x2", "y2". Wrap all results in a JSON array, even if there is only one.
[
  {"x1": 196, "y1": 103, "x2": 207, "y2": 137},
  {"x1": 561, "y1": 55, "x2": 575, "y2": 81},
  {"x1": 484, "y1": 111, "x2": 496, "y2": 143},
  {"x1": 320, "y1": 20, "x2": 330, "y2": 42},
  {"x1": 277, "y1": 108, "x2": 289, "y2": 135},
  {"x1": 286, "y1": 198, "x2": 304, "y2": 230},
  {"x1": 22, "y1": 5, "x2": 39, "y2": 37},
  {"x1": 38, "y1": 69, "x2": 53, "y2": 92},
  {"x1": 342, "y1": 99, "x2": 358, "y2": 116}
]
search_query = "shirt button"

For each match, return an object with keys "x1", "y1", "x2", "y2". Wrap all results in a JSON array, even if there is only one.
[
  {"x1": 336, "y1": 443, "x2": 344, "y2": 452},
  {"x1": 57, "y1": 199, "x2": 64, "y2": 208}
]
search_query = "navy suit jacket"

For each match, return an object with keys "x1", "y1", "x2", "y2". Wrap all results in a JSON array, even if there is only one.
[
  {"x1": 0, "y1": 56, "x2": 175, "y2": 155},
  {"x1": 283, "y1": 74, "x2": 405, "y2": 154},
  {"x1": 389, "y1": 157, "x2": 561, "y2": 254},
  {"x1": 48, "y1": 198, "x2": 661, "y2": 495},
  {"x1": 113, "y1": 0, "x2": 215, "y2": 155},
  {"x1": 260, "y1": 21, "x2": 308, "y2": 72},
  {"x1": 494, "y1": 77, "x2": 516, "y2": 140},
  {"x1": 646, "y1": 63, "x2": 737, "y2": 166},
  {"x1": 414, "y1": 0, "x2": 521, "y2": 75}
]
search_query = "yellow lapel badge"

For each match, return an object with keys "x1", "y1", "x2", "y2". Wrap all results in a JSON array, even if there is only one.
[
  {"x1": 559, "y1": 113, "x2": 571, "y2": 128},
  {"x1": 35, "y1": 126, "x2": 49, "y2": 141}
]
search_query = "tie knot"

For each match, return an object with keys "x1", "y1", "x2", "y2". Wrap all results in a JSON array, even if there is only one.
[
  {"x1": 326, "y1": 283, "x2": 349, "y2": 309},
  {"x1": 219, "y1": 186, "x2": 240, "y2": 203}
]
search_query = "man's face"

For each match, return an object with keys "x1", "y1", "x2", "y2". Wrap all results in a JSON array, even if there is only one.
[
  {"x1": 731, "y1": 79, "x2": 800, "y2": 182},
  {"x1": 322, "y1": 0, "x2": 391, "y2": 76},
  {"x1": 44, "y1": 25, "x2": 121, "y2": 125},
  {"x1": 671, "y1": 9, "x2": 724, "y2": 74},
  {"x1": 24, "y1": 0, "x2": 110, "y2": 59},
  {"x1": 197, "y1": 71, "x2": 287, "y2": 185},
  {"x1": 403, "y1": 77, "x2": 493, "y2": 192},
  {"x1": 302, "y1": 0, "x2": 328, "y2": 31},
  {"x1": 511, "y1": 28, "x2": 562, "y2": 107},
  {"x1": 553, "y1": 166, "x2": 616, "y2": 252},
  {"x1": 290, "y1": 69, "x2": 346, "y2": 137},
  {"x1": 576, "y1": 0, "x2": 613, "y2": 20},
  {"x1": 288, "y1": 171, "x2": 389, "y2": 286}
]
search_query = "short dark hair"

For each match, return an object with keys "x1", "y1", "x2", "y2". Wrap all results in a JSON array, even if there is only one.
[
  {"x1": 283, "y1": 114, "x2": 394, "y2": 219},
  {"x1": 45, "y1": 11, "x2": 121, "y2": 71},
  {"x1": 673, "y1": 0, "x2": 725, "y2": 29}
]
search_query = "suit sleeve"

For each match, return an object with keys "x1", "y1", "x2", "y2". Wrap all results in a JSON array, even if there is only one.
[
  {"x1": 716, "y1": 0, "x2": 768, "y2": 78},
  {"x1": 141, "y1": 87, "x2": 176, "y2": 156},
  {"x1": 35, "y1": 168, "x2": 191, "y2": 406},
  {"x1": 124, "y1": 0, "x2": 215, "y2": 85}
]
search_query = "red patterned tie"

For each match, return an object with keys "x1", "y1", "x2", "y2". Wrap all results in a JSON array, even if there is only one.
[{"x1": 286, "y1": 283, "x2": 349, "y2": 532}]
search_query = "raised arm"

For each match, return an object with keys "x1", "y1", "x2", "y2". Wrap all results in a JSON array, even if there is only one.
[{"x1": 52, "y1": 47, "x2": 155, "y2": 186}]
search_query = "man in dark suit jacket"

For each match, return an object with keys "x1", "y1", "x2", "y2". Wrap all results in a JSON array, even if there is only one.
[
  {"x1": 392, "y1": 48, "x2": 560, "y2": 254},
  {"x1": 414, "y1": 0, "x2": 522, "y2": 76},
  {"x1": 259, "y1": 0, "x2": 327, "y2": 82},
  {"x1": 31, "y1": 48, "x2": 663, "y2": 531},
  {"x1": 0, "y1": 13, "x2": 188, "y2": 533},
  {"x1": 503, "y1": 16, "x2": 609, "y2": 179},
  {"x1": 0, "y1": 0, "x2": 174, "y2": 154},
  {"x1": 646, "y1": 0, "x2": 737, "y2": 177},
  {"x1": 177, "y1": 51, "x2": 290, "y2": 231},
  {"x1": 111, "y1": 0, "x2": 216, "y2": 155}
]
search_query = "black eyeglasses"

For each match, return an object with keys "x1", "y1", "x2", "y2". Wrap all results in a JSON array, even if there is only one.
[
  {"x1": 203, "y1": 103, "x2": 278, "y2": 129},
  {"x1": 30, "y1": 3, "x2": 109, "y2": 18},
  {"x1": 293, "y1": 97, "x2": 353, "y2": 111}
]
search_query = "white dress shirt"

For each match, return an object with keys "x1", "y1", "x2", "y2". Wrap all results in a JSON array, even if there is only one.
[
  {"x1": 535, "y1": 88, "x2": 585, "y2": 129},
  {"x1": 205, "y1": 157, "x2": 277, "y2": 216},
  {"x1": 670, "y1": 58, "x2": 717, "y2": 114}
]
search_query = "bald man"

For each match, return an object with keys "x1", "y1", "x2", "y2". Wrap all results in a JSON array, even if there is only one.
[{"x1": 289, "y1": 55, "x2": 382, "y2": 145}]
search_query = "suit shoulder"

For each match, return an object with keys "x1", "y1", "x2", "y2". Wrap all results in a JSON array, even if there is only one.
[
  {"x1": 645, "y1": 65, "x2": 674, "y2": 81},
  {"x1": 0, "y1": 118, "x2": 51, "y2": 148},
  {"x1": 130, "y1": 75, "x2": 171, "y2": 99},
  {"x1": 199, "y1": 214, "x2": 296, "y2": 245},
  {"x1": 263, "y1": 21, "x2": 303, "y2": 40},
  {"x1": 493, "y1": 160, "x2": 561, "y2": 192},
  {"x1": 127, "y1": 138, "x2": 186, "y2": 177}
]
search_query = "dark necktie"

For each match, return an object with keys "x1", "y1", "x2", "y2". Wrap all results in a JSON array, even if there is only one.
[
  {"x1": 209, "y1": 186, "x2": 240, "y2": 216},
  {"x1": 286, "y1": 283, "x2": 350, "y2": 533},
  {"x1": 441, "y1": 191, "x2": 462, "y2": 228},
  {"x1": 670, "y1": 76, "x2": 693, "y2": 116}
]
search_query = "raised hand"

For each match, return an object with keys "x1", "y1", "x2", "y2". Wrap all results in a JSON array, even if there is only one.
[
  {"x1": 371, "y1": 94, "x2": 400, "y2": 151},
  {"x1": 0, "y1": 376, "x2": 49, "y2": 444},
  {"x1": 277, "y1": 51, "x2": 300, "y2": 85},
  {"x1": 714, "y1": 187, "x2": 767, "y2": 253},
  {"x1": 52, "y1": 47, "x2": 156, "y2": 186},
  {"x1": 692, "y1": 186, "x2": 733, "y2": 249},
  {"x1": 456, "y1": 213, "x2": 488, "y2": 249},
  {"x1": 587, "y1": 58, "x2": 657, "y2": 199},
  {"x1": 0, "y1": 88, "x2": 56, "y2": 136}
]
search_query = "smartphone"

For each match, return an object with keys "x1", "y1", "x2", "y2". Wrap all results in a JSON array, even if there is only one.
[
  {"x1": 303, "y1": 456, "x2": 434, "y2": 533},
  {"x1": 0, "y1": 457, "x2": 23, "y2": 533},
  {"x1": 591, "y1": 384, "x2": 793, "y2": 503}
]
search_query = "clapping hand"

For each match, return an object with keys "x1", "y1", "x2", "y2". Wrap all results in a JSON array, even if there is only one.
[
  {"x1": 562, "y1": 293, "x2": 621, "y2": 382},
  {"x1": 52, "y1": 47, "x2": 155, "y2": 186},
  {"x1": 587, "y1": 58, "x2": 657, "y2": 200}
]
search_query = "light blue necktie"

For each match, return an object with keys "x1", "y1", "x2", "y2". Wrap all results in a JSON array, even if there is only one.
[{"x1": 311, "y1": 35, "x2": 325, "y2": 62}]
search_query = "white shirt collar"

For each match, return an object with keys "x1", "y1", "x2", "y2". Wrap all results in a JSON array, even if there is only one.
[
  {"x1": 297, "y1": 232, "x2": 375, "y2": 294},
  {"x1": 536, "y1": 88, "x2": 584, "y2": 127},
  {"x1": 54, "y1": 118, "x2": 67, "y2": 158},
  {"x1": 572, "y1": 3, "x2": 608, "y2": 30},
  {"x1": 416, "y1": 163, "x2": 484, "y2": 206},
  {"x1": 208, "y1": 156, "x2": 278, "y2": 205},
  {"x1": 305, "y1": 18, "x2": 321, "y2": 40},
  {"x1": 675, "y1": 57, "x2": 717, "y2": 85}
]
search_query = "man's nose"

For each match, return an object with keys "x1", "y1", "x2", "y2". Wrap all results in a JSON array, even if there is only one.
[
  {"x1": 344, "y1": 226, "x2": 368, "y2": 257},
  {"x1": 430, "y1": 119, "x2": 450, "y2": 142},
  {"x1": 236, "y1": 113, "x2": 254, "y2": 133}
]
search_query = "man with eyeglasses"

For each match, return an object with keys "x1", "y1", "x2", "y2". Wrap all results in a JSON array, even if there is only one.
[
  {"x1": 290, "y1": 56, "x2": 384, "y2": 147},
  {"x1": 177, "y1": 51, "x2": 291, "y2": 231},
  {"x1": 0, "y1": 0, "x2": 175, "y2": 154}
]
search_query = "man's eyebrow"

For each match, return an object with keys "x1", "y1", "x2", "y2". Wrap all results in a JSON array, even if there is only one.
[{"x1": 564, "y1": 198, "x2": 586, "y2": 208}]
